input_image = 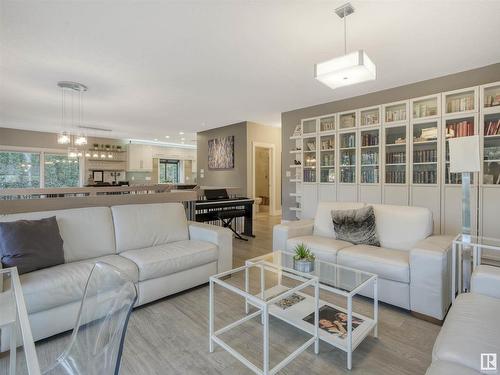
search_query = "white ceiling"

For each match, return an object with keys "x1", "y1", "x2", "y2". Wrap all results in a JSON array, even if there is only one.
[{"x1": 1, "y1": 0, "x2": 500, "y2": 145}]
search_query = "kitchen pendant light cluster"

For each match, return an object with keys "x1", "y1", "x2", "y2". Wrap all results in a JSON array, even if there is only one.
[
  {"x1": 56, "y1": 81, "x2": 89, "y2": 157},
  {"x1": 314, "y1": 3, "x2": 376, "y2": 89}
]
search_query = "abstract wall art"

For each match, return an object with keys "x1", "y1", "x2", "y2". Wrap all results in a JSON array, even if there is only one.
[{"x1": 208, "y1": 136, "x2": 234, "y2": 169}]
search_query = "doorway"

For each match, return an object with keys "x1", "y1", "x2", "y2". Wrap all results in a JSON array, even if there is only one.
[
  {"x1": 252, "y1": 142, "x2": 276, "y2": 216},
  {"x1": 255, "y1": 147, "x2": 270, "y2": 213}
]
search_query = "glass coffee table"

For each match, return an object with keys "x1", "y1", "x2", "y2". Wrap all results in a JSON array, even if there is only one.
[
  {"x1": 246, "y1": 251, "x2": 378, "y2": 370},
  {"x1": 209, "y1": 260, "x2": 320, "y2": 375}
]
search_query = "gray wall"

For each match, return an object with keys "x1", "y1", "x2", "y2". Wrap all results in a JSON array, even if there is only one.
[
  {"x1": 281, "y1": 62, "x2": 500, "y2": 220},
  {"x1": 197, "y1": 121, "x2": 248, "y2": 196}
]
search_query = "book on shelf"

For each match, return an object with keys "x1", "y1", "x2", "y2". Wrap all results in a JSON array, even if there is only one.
[
  {"x1": 485, "y1": 93, "x2": 500, "y2": 108},
  {"x1": 446, "y1": 120, "x2": 474, "y2": 138},
  {"x1": 447, "y1": 95, "x2": 474, "y2": 113},
  {"x1": 485, "y1": 119, "x2": 500, "y2": 136}
]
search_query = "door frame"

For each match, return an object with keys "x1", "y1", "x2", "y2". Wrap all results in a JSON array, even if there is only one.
[{"x1": 252, "y1": 142, "x2": 278, "y2": 215}]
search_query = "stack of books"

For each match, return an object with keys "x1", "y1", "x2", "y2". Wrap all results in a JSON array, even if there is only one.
[
  {"x1": 484, "y1": 119, "x2": 500, "y2": 136},
  {"x1": 447, "y1": 95, "x2": 474, "y2": 113},
  {"x1": 446, "y1": 121, "x2": 474, "y2": 138}
]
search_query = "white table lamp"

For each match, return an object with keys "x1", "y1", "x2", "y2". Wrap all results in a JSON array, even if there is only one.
[{"x1": 449, "y1": 135, "x2": 481, "y2": 235}]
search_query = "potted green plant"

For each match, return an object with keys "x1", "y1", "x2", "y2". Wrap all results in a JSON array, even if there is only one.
[{"x1": 293, "y1": 244, "x2": 315, "y2": 273}]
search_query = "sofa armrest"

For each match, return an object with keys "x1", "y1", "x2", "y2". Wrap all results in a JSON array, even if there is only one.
[
  {"x1": 471, "y1": 264, "x2": 500, "y2": 299},
  {"x1": 272, "y1": 220, "x2": 314, "y2": 251},
  {"x1": 409, "y1": 235, "x2": 454, "y2": 320},
  {"x1": 188, "y1": 221, "x2": 233, "y2": 273}
]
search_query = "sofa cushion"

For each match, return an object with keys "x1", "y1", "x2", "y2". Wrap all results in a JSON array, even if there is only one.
[
  {"x1": 287, "y1": 235, "x2": 352, "y2": 264},
  {"x1": 8, "y1": 255, "x2": 138, "y2": 314},
  {"x1": 120, "y1": 240, "x2": 218, "y2": 281},
  {"x1": 371, "y1": 204, "x2": 433, "y2": 251},
  {"x1": 432, "y1": 292, "x2": 500, "y2": 373},
  {"x1": 331, "y1": 206, "x2": 380, "y2": 246},
  {"x1": 112, "y1": 203, "x2": 189, "y2": 253},
  {"x1": 313, "y1": 202, "x2": 366, "y2": 239},
  {"x1": 0, "y1": 207, "x2": 116, "y2": 262},
  {"x1": 337, "y1": 245, "x2": 409, "y2": 283},
  {"x1": 0, "y1": 216, "x2": 64, "y2": 274},
  {"x1": 426, "y1": 360, "x2": 482, "y2": 375}
]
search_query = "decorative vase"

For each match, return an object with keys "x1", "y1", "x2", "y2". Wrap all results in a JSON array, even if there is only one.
[{"x1": 293, "y1": 259, "x2": 315, "y2": 273}]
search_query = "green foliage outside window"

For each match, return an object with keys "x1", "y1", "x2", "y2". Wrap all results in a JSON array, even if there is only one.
[
  {"x1": 0, "y1": 151, "x2": 41, "y2": 188},
  {"x1": 44, "y1": 154, "x2": 80, "y2": 188}
]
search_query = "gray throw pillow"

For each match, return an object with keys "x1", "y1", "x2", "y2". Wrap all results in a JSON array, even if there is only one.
[
  {"x1": 331, "y1": 206, "x2": 380, "y2": 246},
  {"x1": 0, "y1": 216, "x2": 65, "y2": 274}
]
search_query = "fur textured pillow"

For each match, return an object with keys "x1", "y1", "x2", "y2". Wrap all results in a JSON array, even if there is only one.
[{"x1": 331, "y1": 206, "x2": 380, "y2": 246}]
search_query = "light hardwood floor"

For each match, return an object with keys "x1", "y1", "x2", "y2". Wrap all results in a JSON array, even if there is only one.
[{"x1": 0, "y1": 213, "x2": 439, "y2": 375}]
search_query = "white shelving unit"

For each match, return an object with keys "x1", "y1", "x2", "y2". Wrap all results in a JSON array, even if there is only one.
[
  {"x1": 410, "y1": 94, "x2": 441, "y2": 233},
  {"x1": 287, "y1": 82, "x2": 500, "y2": 238},
  {"x1": 479, "y1": 81, "x2": 500, "y2": 238}
]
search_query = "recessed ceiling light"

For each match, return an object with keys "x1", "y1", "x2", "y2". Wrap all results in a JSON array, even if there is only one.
[
  {"x1": 181, "y1": 137, "x2": 185, "y2": 141},
  {"x1": 179, "y1": 131, "x2": 184, "y2": 135},
  {"x1": 165, "y1": 135, "x2": 170, "y2": 139},
  {"x1": 154, "y1": 138, "x2": 158, "y2": 141}
]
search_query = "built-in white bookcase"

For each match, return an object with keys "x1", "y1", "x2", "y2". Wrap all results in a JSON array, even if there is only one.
[
  {"x1": 410, "y1": 94, "x2": 441, "y2": 233},
  {"x1": 479, "y1": 81, "x2": 500, "y2": 238},
  {"x1": 441, "y1": 86, "x2": 479, "y2": 235},
  {"x1": 287, "y1": 82, "x2": 500, "y2": 238}
]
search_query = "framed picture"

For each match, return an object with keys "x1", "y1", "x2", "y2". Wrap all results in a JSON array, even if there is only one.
[
  {"x1": 92, "y1": 170, "x2": 104, "y2": 183},
  {"x1": 208, "y1": 136, "x2": 234, "y2": 169}
]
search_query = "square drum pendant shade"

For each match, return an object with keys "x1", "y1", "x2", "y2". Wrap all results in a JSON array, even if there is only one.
[{"x1": 315, "y1": 50, "x2": 376, "y2": 89}]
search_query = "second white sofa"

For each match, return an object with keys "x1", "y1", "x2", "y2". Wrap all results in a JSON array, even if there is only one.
[{"x1": 273, "y1": 202, "x2": 454, "y2": 320}]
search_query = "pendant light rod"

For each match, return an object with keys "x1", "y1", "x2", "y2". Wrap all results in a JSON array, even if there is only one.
[{"x1": 335, "y1": 2, "x2": 355, "y2": 55}]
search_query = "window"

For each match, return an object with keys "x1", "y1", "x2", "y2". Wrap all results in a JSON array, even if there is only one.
[
  {"x1": 0, "y1": 151, "x2": 41, "y2": 188},
  {"x1": 44, "y1": 153, "x2": 80, "y2": 187},
  {"x1": 159, "y1": 159, "x2": 180, "y2": 183}
]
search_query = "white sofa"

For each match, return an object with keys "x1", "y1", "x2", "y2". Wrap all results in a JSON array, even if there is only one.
[
  {"x1": 0, "y1": 202, "x2": 232, "y2": 351},
  {"x1": 426, "y1": 265, "x2": 500, "y2": 374},
  {"x1": 273, "y1": 202, "x2": 454, "y2": 320}
]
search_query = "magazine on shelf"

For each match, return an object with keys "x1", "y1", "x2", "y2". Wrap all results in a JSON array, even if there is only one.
[
  {"x1": 274, "y1": 293, "x2": 305, "y2": 310},
  {"x1": 303, "y1": 305, "x2": 364, "y2": 339}
]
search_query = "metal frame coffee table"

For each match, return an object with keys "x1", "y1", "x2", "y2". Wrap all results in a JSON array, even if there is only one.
[
  {"x1": 246, "y1": 251, "x2": 378, "y2": 370},
  {"x1": 209, "y1": 261, "x2": 320, "y2": 375}
]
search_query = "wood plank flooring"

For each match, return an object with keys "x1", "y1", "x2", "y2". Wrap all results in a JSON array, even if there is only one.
[{"x1": 0, "y1": 213, "x2": 439, "y2": 375}]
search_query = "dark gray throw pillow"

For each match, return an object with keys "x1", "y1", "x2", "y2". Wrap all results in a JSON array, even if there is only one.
[
  {"x1": 331, "y1": 206, "x2": 380, "y2": 247},
  {"x1": 0, "y1": 216, "x2": 64, "y2": 274}
]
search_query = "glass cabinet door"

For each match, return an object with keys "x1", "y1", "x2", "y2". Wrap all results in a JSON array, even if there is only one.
[
  {"x1": 339, "y1": 132, "x2": 356, "y2": 183},
  {"x1": 484, "y1": 84, "x2": 500, "y2": 109},
  {"x1": 360, "y1": 107, "x2": 380, "y2": 127},
  {"x1": 302, "y1": 119, "x2": 317, "y2": 135},
  {"x1": 483, "y1": 112, "x2": 500, "y2": 185},
  {"x1": 444, "y1": 89, "x2": 476, "y2": 115},
  {"x1": 385, "y1": 103, "x2": 407, "y2": 123},
  {"x1": 319, "y1": 115, "x2": 336, "y2": 132},
  {"x1": 413, "y1": 97, "x2": 439, "y2": 120},
  {"x1": 303, "y1": 136, "x2": 317, "y2": 182},
  {"x1": 319, "y1": 134, "x2": 335, "y2": 183},
  {"x1": 412, "y1": 122, "x2": 439, "y2": 184},
  {"x1": 385, "y1": 126, "x2": 407, "y2": 184},
  {"x1": 360, "y1": 129, "x2": 380, "y2": 183},
  {"x1": 444, "y1": 116, "x2": 475, "y2": 184},
  {"x1": 339, "y1": 112, "x2": 356, "y2": 129}
]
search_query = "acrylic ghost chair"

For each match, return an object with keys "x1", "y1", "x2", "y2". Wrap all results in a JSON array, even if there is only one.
[{"x1": 42, "y1": 262, "x2": 137, "y2": 375}]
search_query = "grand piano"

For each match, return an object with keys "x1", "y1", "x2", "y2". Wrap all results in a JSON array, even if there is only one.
[{"x1": 195, "y1": 189, "x2": 254, "y2": 240}]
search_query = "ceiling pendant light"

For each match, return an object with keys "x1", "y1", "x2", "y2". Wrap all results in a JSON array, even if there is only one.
[
  {"x1": 57, "y1": 81, "x2": 88, "y2": 147},
  {"x1": 314, "y1": 3, "x2": 376, "y2": 89}
]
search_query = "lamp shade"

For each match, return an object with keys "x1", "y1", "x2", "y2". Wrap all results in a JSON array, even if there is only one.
[
  {"x1": 449, "y1": 135, "x2": 481, "y2": 173},
  {"x1": 315, "y1": 50, "x2": 376, "y2": 89}
]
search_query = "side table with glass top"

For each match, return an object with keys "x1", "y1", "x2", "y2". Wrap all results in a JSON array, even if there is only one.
[
  {"x1": 452, "y1": 234, "x2": 500, "y2": 301},
  {"x1": 246, "y1": 251, "x2": 378, "y2": 370}
]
